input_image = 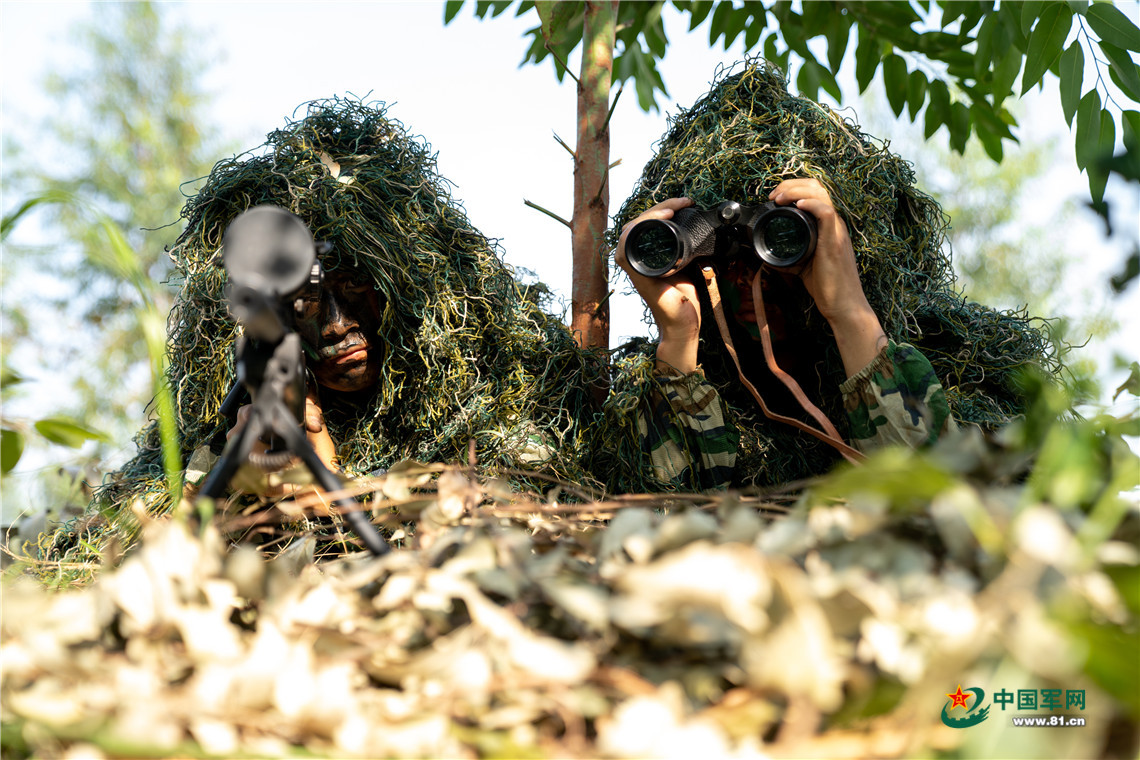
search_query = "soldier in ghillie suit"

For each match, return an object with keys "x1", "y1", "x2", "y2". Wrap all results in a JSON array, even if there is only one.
[
  {"x1": 600, "y1": 59, "x2": 1057, "y2": 493},
  {"x1": 91, "y1": 98, "x2": 608, "y2": 546}
]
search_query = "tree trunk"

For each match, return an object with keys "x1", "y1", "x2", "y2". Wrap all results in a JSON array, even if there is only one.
[{"x1": 570, "y1": 0, "x2": 616, "y2": 354}]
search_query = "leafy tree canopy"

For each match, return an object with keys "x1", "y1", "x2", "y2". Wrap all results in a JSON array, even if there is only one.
[{"x1": 447, "y1": 0, "x2": 1140, "y2": 204}]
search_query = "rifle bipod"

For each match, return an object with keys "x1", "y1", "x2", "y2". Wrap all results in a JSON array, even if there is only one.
[{"x1": 197, "y1": 334, "x2": 390, "y2": 557}]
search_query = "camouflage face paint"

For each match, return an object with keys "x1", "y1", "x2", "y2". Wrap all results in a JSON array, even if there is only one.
[
  {"x1": 717, "y1": 256, "x2": 793, "y2": 343},
  {"x1": 295, "y1": 268, "x2": 385, "y2": 393}
]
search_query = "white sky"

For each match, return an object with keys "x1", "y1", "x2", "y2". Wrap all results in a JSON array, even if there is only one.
[{"x1": 2, "y1": 1, "x2": 1138, "y2": 520}]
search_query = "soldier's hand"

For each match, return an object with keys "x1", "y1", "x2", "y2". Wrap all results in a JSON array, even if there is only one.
[
  {"x1": 302, "y1": 385, "x2": 339, "y2": 472},
  {"x1": 617, "y1": 198, "x2": 702, "y2": 374},
  {"x1": 769, "y1": 179, "x2": 886, "y2": 375}
]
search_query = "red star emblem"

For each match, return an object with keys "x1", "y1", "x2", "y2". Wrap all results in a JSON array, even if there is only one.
[{"x1": 946, "y1": 685, "x2": 972, "y2": 711}]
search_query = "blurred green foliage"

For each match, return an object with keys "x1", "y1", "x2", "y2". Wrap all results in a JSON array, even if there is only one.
[
  {"x1": 1, "y1": 1, "x2": 223, "y2": 444},
  {"x1": 1, "y1": 194, "x2": 182, "y2": 503},
  {"x1": 2, "y1": 2, "x2": 221, "y2": 516}
]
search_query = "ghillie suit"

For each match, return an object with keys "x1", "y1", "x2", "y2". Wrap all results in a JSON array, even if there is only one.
[
  {"x1": 91, "y1": 98, "x2": 607, "y2": 545},
  {"x1": 601, "y1": 59, "x2": 1058, "y2": 492}
]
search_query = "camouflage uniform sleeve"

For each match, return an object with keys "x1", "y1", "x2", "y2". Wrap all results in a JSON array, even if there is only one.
[
  {"x1": 639, "y1": 366, "x2": 737, "y2": 490},
  {"x1": 840, "y1": 340, "x2": 956, "y2": 451}
]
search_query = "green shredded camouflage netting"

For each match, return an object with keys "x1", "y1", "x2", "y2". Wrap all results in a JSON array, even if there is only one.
[
  {"x1": 603, "y1": 58, "x2": 1059, "y2": 491},
  {"x1": 92, "y1": 97, "x2": 610, "y2": 538}
]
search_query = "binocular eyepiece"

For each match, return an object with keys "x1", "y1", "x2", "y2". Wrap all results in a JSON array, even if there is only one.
[{"x1": 624, "y1": 200, "x2": 817, "y2": 279}]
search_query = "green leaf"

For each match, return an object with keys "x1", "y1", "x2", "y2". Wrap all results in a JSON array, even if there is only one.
[
  {"x1": 779, "y1": 9, "x2": 809, "y2": 57},
  {"x1": 925, "y1": 78, "x2": 950, "y2": 139},
  {"x1": 970, "y1": 101, "x2": 1015, "y2": 160},
  {"x1": 915, "y1": 30, "x2": 973, "y2": 59},
  {"x1": 720, "y1": 4, "x2": 749, "y2": 49},
  {"x1": 794, "y1": 54, "x2": 841, "y2": 104},
  {"x1": 1123, "y1": 110, "x2": 1140, "y2": 145},
  {"x1": 1101, "y1": 41, "x2": 1140, "y2": 102},
  {"x1": 1112, "y1": 250, "x2": 1140, "y2": 293},
  {"x1": 997, "y1": 1, "x2": 1030, "y2": 51},
  {"x1": 1020, "y1": 1, "x2": 1047, "y2": 33},
  {"x1": 817, "y1": 60, "x2": 842, "y2": 101},
  {"x1": 1, "y1": 428, "x2": 24, "y2": 474},
  {"x1": 708, "y1": 0, "x2": 733, "y2": 46},
  {"x1": 1089, "y1": 108, "x2": 1116, "y2": 202},
  {"x1": 801, "y1": 0, "x2": 830, "y2": 31},
  {"x1": 33, "y1": 417, "x2": 109, "y2": 449},
  {"x1": 882, "y1": 54, "x2": 908, "y2": 116},
  {"x1": 0, "y1": 189, "x2": 74, "y2": 242},
  {"x1": 685, "y1": 0, "x2": 715, "y2": 30},
  {"x1": 473, "y1": 0, "x2": 511, "y2": 18},
  {"x1": 854, "y1": 30, "x2": 881, "y2": 93},
  {"x1": 991, "y1": 45, "x2": 1023, "y2": 103},
  {"x1": 859, "y1": 0, "x2": 922, "y2": 31},
  {"x1": 1067, "y1": 0, "x2": 1089, "y2": 13},
  {"x1": 797, "y1": 59, "x2": 821, "y2": 100},
  {"x1": 976, "y1": 121, "x2": 1005, "y2": 161},
  {"x1": 536, "y1": 0, "x2": 583, "y2": 52},
  {"x1": 0, "y1": 367, "x2": 24, "y2": 390},
  {"x1": 1074, "y1": 88, "x2": 1102, "y2": 169},
  {"x1": 764, "y1": 32, "x2": 789, "y2": 72},
  {"x1": 945, "y1": 54, "x2": 981, "y2": 80},
  {"x1": 1113, "y1": 362, "x2": 1140, "y2": 401},
  {"x1": 970, "y1": 99, "x2": 1016, "y2": 140},
  {"x1": 814, "y1": 448, "x2": 957, "y2": 510},
  {"x1": 906, "y1": 69, "x2": 928, "y2": 120},
  {"x1": 521, "y1": 28, "x2": 554, "y2": 69},
  {"x1": 956, "y1": 1, "x2": 989, "y2": 32},
  {"x1": 1099, "y1": 146, "x2": 1140, "y2": 184},
  {"x1": 622, "y1": 45, "x2": 665, "y2": 112},
  {"x1": 1021, "y1": 4, "x2": 1073, "y2": 95},
  {"x1": 1059, "y1": 41, "x2": 1085, "y2": 126},
  {"x1": 1069, "y1": 620, "x2": 1140, "y2": 716},
  {"x1": 743, "y1": 13, "x2": 764, "y2": 50},
  {"x1": 975, "y1": 12, "x2": 998, "y2": 75},
  {"x1": 443, "y1": 0, "x2": 464, "y2": 24},
  {"x1": 1086, "y1": 2, "x2": 1140, "y2": 52},
  {"x1": 948, "y1": 100, "x2": 971, "y2": 153},
  {"x1": 642, "y1": 8, "x2": 669, "y2": 59},
  {"x1": 825, "y1": 13, "x2": 851, "y2": 72},
  {"x1": 939, "y1": 1, "x2": 972, "y2": 27}
]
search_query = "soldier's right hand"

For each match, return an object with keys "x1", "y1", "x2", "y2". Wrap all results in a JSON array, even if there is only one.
[{"x1": 616, "y1": 198, "x2": 703, "y2": 374}]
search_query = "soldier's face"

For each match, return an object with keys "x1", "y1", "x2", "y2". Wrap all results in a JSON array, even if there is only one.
[
  {"x1": 295, "y1": 269, "x2": 384, "y2": 393},
  {"x1": 721, "y1": 257, "x2": 790, "y2": 342}
]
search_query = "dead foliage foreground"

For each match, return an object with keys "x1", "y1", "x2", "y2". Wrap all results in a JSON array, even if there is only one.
[{"x1": 3, "y1": 429, "x2": 1138, "y2": 760}]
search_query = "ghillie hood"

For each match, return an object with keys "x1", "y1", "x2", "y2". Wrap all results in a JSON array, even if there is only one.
[
  {"x1": 605, "y1": 59, "x2": 1058, "y2": 490},
  {"x1": 103, "y1": 98, "x2": 607, "y2": 523}
]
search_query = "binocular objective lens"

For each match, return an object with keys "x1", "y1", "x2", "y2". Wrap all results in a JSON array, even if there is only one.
[
  {"x1": 761, "y1": 215, "x2": 808, "y2": 261},
  {"x1": 630, "y1": 224, "x2": 680, "y2": 273}
]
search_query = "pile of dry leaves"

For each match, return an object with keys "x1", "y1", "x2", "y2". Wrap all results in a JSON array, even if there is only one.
[{"x1": 3, "y1": 426, "x2": 1138, "y2": 759}]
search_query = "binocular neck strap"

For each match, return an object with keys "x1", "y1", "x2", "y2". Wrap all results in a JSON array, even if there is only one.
[{"x1": 701, "y1": 266, "x2": 865, "y2": 466}]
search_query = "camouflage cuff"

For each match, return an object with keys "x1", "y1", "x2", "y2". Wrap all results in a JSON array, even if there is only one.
[
  {"x1": 841, "y1": 340, "x2": 955, "y2": 450},
  {"x1": 652, "y1": 361, "x2": 706, "y2": 383},
  {"x1": 838, "y1": 341, "x2": 894, "y2": 396}
]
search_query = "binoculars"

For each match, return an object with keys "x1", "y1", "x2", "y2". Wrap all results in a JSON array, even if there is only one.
[{"x1": 624, "y1": 201, "x2": 817, "y2": 278}]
